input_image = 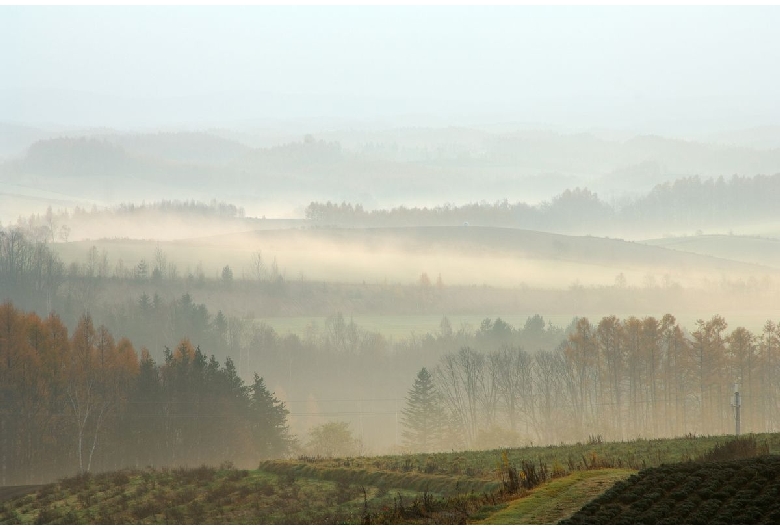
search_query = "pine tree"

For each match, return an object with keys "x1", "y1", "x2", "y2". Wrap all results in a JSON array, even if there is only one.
[
  {"x1": 401, "y1": 367, "x2": 445, "y2": 453},
  {"x1": 250, "y1": 375, "x2": 293, "y2": 459}
]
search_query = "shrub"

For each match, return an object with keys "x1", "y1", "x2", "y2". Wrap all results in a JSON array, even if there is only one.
[
  {"x1": 588, "y1": 434, "x2": 604, "y2": 445},
  {"x1": 257, "y1": 482, "x2": 275, "y2": 496},
  {"x1": 173, "y1": 465, "x2": 217, "y2": 485},
  {"x1": 112, "y1": 471, "x2": 131, "y2": 487},
  {"x1": 61, "y1": 510, "x2": 79, "y2": 524},
  {"x1": 226, "y1": 469, "x2": 249, "y2": 482},
  {"x1": 60, "y1": 472, "x2": 91, "y2": 490},
  {"x1": 35, "y1": 507, "x2": 60, "y2": 524},
  {"x1": 698, "y1": 435, "x2": 768, "y2": 463},
  {"x1": 4, "y1": 510, "x2": 21, "y2": 524},
  {"x1": 133, "y1": 500, "x2": 163, "y2": 520},
  {"x1": 206, "y1": 482, "x2": 238, "y2": 504}
]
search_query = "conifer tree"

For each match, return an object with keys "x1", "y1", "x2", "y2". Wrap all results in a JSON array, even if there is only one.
[
  {"x1": 401, "y1": 367, "x2": 445, "y2": 453},
  {"x1": 250, "y1": 375, "x2": 293, "y2": 459}
]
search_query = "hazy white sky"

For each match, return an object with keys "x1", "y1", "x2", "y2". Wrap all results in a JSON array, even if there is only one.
[{"x1": 3, "y1": 6, "x2": 779, "y2": 130}]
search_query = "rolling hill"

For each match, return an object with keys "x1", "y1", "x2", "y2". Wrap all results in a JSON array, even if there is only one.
[
  {"x1": 65, "y1": 225, "x2": 775, "y2": 289},
  {"x1": 644, "y1": 234, "x2": 780, "y2": 269}
]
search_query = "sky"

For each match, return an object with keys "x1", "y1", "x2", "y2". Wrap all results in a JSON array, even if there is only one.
[{"x1": 2, "y1": 6, "x2": 779, "y2": 132}]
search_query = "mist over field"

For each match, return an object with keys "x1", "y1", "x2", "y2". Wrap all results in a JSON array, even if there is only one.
[{"x1": 2, "y1": 6, "x2": 780, "y2": 494}]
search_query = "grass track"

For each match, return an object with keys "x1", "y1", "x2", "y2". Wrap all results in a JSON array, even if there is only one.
[{"x1": 480, "y1": 469, "x2": 635, "y2": 525}]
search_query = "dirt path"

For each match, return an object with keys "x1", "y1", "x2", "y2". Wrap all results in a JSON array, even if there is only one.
[
  {"x1": 480, "y1": 469, "x2": 635, "y2": 525},
  {"x1": 0, "y1": 485, "x2": 43, "y2": 504}
]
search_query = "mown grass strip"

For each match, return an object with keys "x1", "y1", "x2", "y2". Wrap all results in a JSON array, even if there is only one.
[{"x1": 481, "y1": 468, "x2": 636, "y2": 525}]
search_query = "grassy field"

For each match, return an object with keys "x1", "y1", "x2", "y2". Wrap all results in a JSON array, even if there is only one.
[
  {"x1": 266, "y1": 432, "x2": 780, "y2": 484},
  {"x1": 2, "y1": 432, "x2": 779, "y2": 525}
]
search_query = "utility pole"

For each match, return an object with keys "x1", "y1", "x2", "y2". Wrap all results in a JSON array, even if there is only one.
[
  {"x1": 1, "y1": 417, "x2": 6, "y2": 486},
  {"x1": 731, "y1": 382, "x2": 741, "y2": 436}
]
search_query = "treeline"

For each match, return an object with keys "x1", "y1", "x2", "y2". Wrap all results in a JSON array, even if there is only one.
[
  {"x1": 9, "y1": 199, "x2": 246, "y2": 244},
  {"x1": 111, "y1": 199, "x2": 246, "y2": 219},
  {"x1": 305, "y1": 173, "x2": 780, "y2": 233},
  {"x1": 400, "y1": 314, "x2": 780, "y2": 452},
  {"x1": 0, "y1": 229, "x2": 288, "y2": 328},
  {"x1": 0, "y1": 229, "x2": 64, "y2": 310},
  {"x1": 0, "y1": 303, "x2": 291, "y2": 486},
  {"x1": 70, "y1": 291, "x2": 780, "y2": 453},
  {"x1": 97, "y1": 293, "x2": 567, "y2": 408}
]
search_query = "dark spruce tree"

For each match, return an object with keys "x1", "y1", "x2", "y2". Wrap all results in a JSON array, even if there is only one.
[
  {"x1": 250, "y1": 374, "x2": 294, "y2": 459},
  {"x1": 401, "y1": 367, "x2": 445, "y2": 453}
]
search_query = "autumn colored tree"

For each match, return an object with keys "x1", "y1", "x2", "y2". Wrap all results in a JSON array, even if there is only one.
[
  {"x1": 435, "y1": 347, "x2": 490, "y2": 448},
  {"x1": 596, "y1": 316, "x2": 625, "y2": 438},
  {"x1": 758, "y1": 321, "x2": 780, "y2": 432},
  {"x1": 0, "y1": 302, "x2": 292, "y2": 482},
  {"x1": 562, "y1": 318, "x2": 598, "y2": 435},
  {"x1": 622, "y1": 317, "x2": 644, "y2": 436},
  {"x1": 691, "y1": 316, "x2": 728, "y2": 433},
  {"x1": 640, "y1": 316, "x2": 662, "y2": 433},
  {"x1": 659, "y1": 314, "x2": 690, "y2": 437},
  {"x1": 726, "y1": 327, "x2": 757, "y2": 431},
  {"x1": 490, "y1": 347, "x2": 533, "y2": 439},
  {"x1": 62, "y1": 315, "x2": 138, "y2": 473}
]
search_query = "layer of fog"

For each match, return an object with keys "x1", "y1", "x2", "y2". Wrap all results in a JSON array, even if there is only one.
[{"x1": 52, "y1": 227, "x2": 780, "y2": 292}]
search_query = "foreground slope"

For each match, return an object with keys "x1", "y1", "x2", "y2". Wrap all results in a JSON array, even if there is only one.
[{"x1": 3, "y1": 433, "x2": 779, "y2": 525}]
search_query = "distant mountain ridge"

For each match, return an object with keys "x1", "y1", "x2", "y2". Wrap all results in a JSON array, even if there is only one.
[
  {"x1": 2, "y1": 125, "x2": 780, "y2": 235},
  {"x1": 4, "y1": 126, "x2": 780, "y2": 189}
]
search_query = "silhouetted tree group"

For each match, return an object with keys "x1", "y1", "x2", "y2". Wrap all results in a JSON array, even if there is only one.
[
  {"x1": 403, "y1": 313, "x2": 780, "y2": 451},
  {"x1": 0, "y1": 302, "x2": 292, "y2": 485},
  {"x1": 305, "y1": 173, "x2": 780, "y2": 233}
]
